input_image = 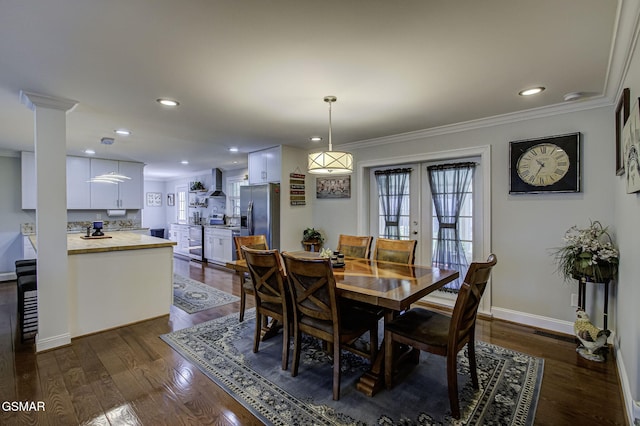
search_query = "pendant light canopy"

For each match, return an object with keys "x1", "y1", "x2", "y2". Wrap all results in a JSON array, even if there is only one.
[{"x1": 308, "y1": 96, "x2": 353, "y2": 174}]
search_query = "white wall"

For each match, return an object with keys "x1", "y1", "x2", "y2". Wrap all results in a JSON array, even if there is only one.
[
  {"x1": 0, "y1": 155, "x2": 36, "y2": 276},
  {"x1": 615, "y1": 20, "x2": 640, "y2": 421},
  {"x1": 142, "y1": 180, "x2": 168, "y2": 236}
]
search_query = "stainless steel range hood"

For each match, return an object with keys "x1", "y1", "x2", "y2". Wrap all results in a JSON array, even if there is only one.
[{"x1": 206, "y1": 168, "x2": 225, "y2": 197}]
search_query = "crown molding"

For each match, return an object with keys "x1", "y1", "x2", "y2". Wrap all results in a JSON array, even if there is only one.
[
  {"x1": 339, "y1": 97, "x2": 612, "y2": 150},
  {"x1": 20, "y1": 91, "x2": 78, "y2": 112}
]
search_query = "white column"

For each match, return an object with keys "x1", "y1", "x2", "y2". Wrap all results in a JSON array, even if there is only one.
[{"x1": 20, "y1": 91, "x2": 77, "y2": 352}]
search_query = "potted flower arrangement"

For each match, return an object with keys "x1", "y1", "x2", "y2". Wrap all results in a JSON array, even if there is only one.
[
  {"x1": 552, "y1": 220, "x2": 619, "y2": 283},
  {"x1": 302, "y1": 227, "x2": 324, "y2": 252}
]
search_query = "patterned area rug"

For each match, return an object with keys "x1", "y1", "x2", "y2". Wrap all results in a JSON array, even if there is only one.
[
  {"x1": 161, "y1": 309, "x2": 543, "y2": 425},
  {"x1": 172, "y1": 274, "x2": 240, "y2": 314}
]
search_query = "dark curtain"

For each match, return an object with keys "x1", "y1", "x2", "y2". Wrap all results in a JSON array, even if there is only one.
[
  {"x1": 428, "y1": 162, "x2": 476, "y2": 291},
  {"x1": 374, "y1": 168, "x2": 412, "y2": 239}
]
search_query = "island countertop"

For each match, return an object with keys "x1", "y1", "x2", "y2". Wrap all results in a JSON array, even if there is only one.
[{"x1": 29, "y1": 232, "x2": 176, "y2": 255}]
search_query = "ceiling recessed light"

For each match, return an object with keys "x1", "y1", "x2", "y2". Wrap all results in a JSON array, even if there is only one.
[
  {"x1": 157, "y1": 98, "x2": 180, "y2": 107},
  {"x1": 563, "y1": 92, "x2": 583, "y2": 101},
  {"x1": 181, "y1": 160, "x2": 189, "y2": 165},
  {"x1": 229, "y1": 147, "x2": 239, "y2": 153},
  {"x1": 518, "y1": 87, "x2": 545, "y2": 96},
  {"x1": 114, "y1": 129, "x2": 131, "y2": 136},
  {"x1": 310, "y1": 136, "x2": 323, "y2": 142},
  {"x1": 84, "y1": 149, "x2": 96, "y2": 155}
]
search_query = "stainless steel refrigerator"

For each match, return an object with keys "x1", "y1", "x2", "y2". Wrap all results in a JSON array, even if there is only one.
[{"x1": 240, "y1": 183, "x2": 280, "y2": 249}]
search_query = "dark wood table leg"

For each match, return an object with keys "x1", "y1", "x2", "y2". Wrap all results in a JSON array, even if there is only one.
[{"x1": 603, "y1": 280, "x2": 609, "y2": 330}]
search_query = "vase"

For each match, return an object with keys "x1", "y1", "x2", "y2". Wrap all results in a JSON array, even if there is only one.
[{"x1": 572, "y1": 263, "x2": 615, "y2": 282}]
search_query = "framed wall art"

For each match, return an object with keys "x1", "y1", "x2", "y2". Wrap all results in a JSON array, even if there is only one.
[
  {"x1": 623, "y1": 98, "x2": 640, "y2": 193},
  {"x1": 146, "y1": 192, "x2": 162, "y2": 207},
  {"x1": 615, "y1": 88, "x2": 630, "y2": 175},
  {"x1": 167, "y1": 193, "x2": 175, "y2": 206},
  {"x1": 509, "y1": 133, "x2": 581, "y2": 194},
  {"x1": 316, "y1": 175, "x2": 351, "y2": 199}
]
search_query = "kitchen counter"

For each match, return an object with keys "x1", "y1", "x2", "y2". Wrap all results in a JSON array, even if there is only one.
[
  {"x1": 28, "y1": 232, "x2": 174, "y2": 338},
  {"x1": 59, "y1": 232, "x2": 174, "y2": 254}
]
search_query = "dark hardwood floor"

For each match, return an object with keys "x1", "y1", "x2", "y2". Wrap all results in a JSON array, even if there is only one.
[{"x1": 0, "y1": 257, "x2": 628, "y2": 425}]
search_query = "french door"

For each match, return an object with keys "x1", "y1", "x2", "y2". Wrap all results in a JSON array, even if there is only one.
[{"x1": 368, "y1": 156, "x2": 484, "y2": 295}]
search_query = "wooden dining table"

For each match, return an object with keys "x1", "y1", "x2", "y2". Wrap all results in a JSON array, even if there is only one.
[{"x1": 226, "y1": 251, "x2": 459, "y2": 396}]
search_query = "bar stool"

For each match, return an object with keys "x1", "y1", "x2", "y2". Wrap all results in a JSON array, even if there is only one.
[
  {"x1": 15, "y1": 259, "x2": 37, "y2": 268},
  {"x1": 17, "y1": 274, "x2": 38, "y2": 342}
]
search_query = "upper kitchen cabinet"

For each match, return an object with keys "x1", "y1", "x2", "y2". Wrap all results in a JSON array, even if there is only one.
[
  {"x1": 23, "y1": 152, "x2": 91, "y2": 209},
  {"x1": 90, "y1": 159, "x2": 144, "y2": 209},
  {"x1": 248, "y1": 145, "x2": 281, "y2": 184},
  {"x1": 66, "y1": 156, "x2": 91, "y2": 209}
]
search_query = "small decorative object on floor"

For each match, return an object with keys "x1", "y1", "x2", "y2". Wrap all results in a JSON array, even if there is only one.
[{"x1": 574, "y1": 309, "x2": 611, "y2": 362}]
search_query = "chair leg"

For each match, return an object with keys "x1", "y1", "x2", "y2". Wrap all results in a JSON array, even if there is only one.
[
  {"x1": 447, "y1": 350, "x2": 461, "y2": 420},
  {"x1": 332, "y1": 340, "x2": 341, "y2": 400},
  {"x1": 253, "y1": 312, "x2": 261, "y2": 353},
  {"x1": 291, "y1": 325, "x2": 301, "y2": 377},
  {"x1": 239, "y1": 286, "x2": 246, "y2": 322},
  {"x1": 281, "y1": 321, "x2": 289, "y2": 371},
  {"x1": 468, "y1": 340, "x2": 478, "y2": 389}
]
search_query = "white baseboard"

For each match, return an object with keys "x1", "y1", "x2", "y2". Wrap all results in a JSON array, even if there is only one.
[
  {"x1": 0, "y1": 272, "x2": 16, "y2": 282},
  {"x1": 491, "y1": 307, "x2": 574, "y2": 335},
  {"x1": 35, "y1": 332, "x2": 71, "y2": 352},
  {"x1": 614, "y1": 337, "x2": 640, "y2": 425}
]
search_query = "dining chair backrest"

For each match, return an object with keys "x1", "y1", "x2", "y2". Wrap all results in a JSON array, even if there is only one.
[
  {"x1": 373, "y1": 238, "x2": 417, "y2": 264},
  {"x1": 282, "y1": 253, "x2": 339, "y2": 334},
  {"x1": 337, "y1": 234, "x2": 373, "y2": 259},
  {"x1": 449, "y1": 253, "x2": 497, "y2": 350},
  {"x1": 234, "y1": 234, "x2": 268, "y2": 260},
  {"x1": 241, "y1": 246, "x2": 288, "y2": 309}
]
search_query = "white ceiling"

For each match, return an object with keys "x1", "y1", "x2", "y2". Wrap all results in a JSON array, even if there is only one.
[{"x1": 0, "y1": 0, "x2": 625, "y2": 179}]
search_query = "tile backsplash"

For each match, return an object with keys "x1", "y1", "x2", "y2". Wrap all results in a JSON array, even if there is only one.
[{"x1": 21, "y1": 219, "x2": 143, "y2": 235}]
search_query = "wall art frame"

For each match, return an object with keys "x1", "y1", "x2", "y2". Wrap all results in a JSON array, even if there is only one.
[
  {"x1": 615, "y1": 88, "x2": 630, "y2": 176},
  {"x1": 316, "y1": 175, "x2": 351, "y2": 199},
  {"x1": 623, "y1": 98, "x2": 640, "y2": 193}
]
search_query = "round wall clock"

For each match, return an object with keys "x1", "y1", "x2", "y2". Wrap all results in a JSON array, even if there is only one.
[{"x1": 509, "y1": 133, "x2": 581, "y2": 194}]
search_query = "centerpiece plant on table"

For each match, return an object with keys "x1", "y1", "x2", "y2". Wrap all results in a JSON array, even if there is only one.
[{"x1": 552, "y1": 220, "x2": 619, "y2": 283}]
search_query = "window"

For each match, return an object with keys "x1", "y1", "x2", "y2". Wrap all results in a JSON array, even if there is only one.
[
  {"x1": 227, "y1": 177, "x2": 248, "y2": 220},
  {"x1": 176, "y1": 185, "x2": 187, "y2": 224}
]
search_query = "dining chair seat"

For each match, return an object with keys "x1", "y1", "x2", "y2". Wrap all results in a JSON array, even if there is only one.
[{"x1": 384, "y1": 254, "x2": 497, "y2": 420}]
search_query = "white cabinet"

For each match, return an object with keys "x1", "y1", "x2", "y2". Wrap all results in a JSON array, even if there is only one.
[
  {"x1": 22, "y1": 236, "x2": 37, "y2": 259},
  {"x1": 90, "y1": 159, "x2": 144, "y2": 209},
  {"x1": 248, "y1": 146, "x2": 281, "y2": 184},
  {"x1": 204, "y1": 227, "x2": 214, "y2": 261},
  {"x1": 169, "y1": 224, "x2": 190, "y2": 256},
  {"x1": 66, "y1": 156, "x2": 91, "y2": 209},
  {"x1": 205, "y1": 227, "x2": 233, "y2": 264},
  {"x1": 21, "y1": 152, "x2": 143, "y2": 210}
]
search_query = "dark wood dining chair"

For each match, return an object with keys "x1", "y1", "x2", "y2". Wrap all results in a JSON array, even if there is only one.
[
  {"x1": 281, "y1": 252, "x2": 379, "y2": 400},
  {"x1": 383, "y1": 254, "x2": 497, "y2": 419},
  {"x1": 337, "y1": 234, "x2": 373, "y2": 259},
  {"x1": 373, "y1": 238, "x2": 417, "y2": 264},
  {"x1": 234, "y1": 234, "x2": 268, "y2": 322},
  {"x1": 241, "y1": 246, "x2": 291, "y2": 370}
]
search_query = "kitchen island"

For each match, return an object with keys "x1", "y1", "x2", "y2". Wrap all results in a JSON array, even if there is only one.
[{"x1": 30, "y1": 232, "x2": 176, "y2": 338}]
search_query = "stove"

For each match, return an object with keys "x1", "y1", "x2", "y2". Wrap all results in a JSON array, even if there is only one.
[{"x1": 209, "y1": 213, "x2": 225, "y2": 226}]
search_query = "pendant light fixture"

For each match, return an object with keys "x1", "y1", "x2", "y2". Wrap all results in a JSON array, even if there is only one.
[
  {"x1": 87, "y1": 137, "x2": 132, "y2": 184},
  {"x1": 308, "y1": 96, "x2": 353, "y2": 174}
]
